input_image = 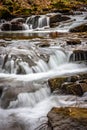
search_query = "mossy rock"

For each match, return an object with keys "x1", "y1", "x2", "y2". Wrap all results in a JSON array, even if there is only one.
[
  {"x1": 0, "y1": 6, "x2": 12, "y2": 19},
  {"x1": 48, "y1": 74, "x2": 87, "y2": 96},
  {"x1": 48, "y1": 75, "x2": 80, "y2": 92},
  {"x1": 48, "y1": 107, "x2": 87, "y2": 130},
  {"x1": 48, "y1": 77, "x2": 68, "y2": 92},
  {"x1": 61, "y1": 82, "x2": 83, "y2": 96}
]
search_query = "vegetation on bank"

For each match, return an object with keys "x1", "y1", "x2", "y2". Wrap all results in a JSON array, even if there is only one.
[{"x1": 0, "y1": 0, "x2": 87, "y2": 19}]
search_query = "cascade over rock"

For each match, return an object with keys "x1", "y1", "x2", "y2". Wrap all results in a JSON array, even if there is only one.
[
  {"x1": 26, "y1": 15, "x2": 50, "y2": 29},
  {"x1": 0, "y1": 82, "x2": 48, "y2": 108},
  {"x1": 69, "y1": 50, "x2": 87, "y2": 62},
  {"x1": 0, "y1": 9, "x2": 87, "y2": 130}
]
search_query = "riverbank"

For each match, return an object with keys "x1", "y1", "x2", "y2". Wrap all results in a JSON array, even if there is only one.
[{"x1": 0, "y1": 0, "x2": 87, "y2": 19}]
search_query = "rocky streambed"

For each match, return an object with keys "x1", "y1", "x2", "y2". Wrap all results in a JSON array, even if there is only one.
[{"x1": 0, "y1": 10, "x2": 87, "y2": 130}]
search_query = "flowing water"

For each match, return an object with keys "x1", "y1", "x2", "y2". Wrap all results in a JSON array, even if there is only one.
[{"x1": 0, "y1": 11, "x2": 87, "y2": 130}]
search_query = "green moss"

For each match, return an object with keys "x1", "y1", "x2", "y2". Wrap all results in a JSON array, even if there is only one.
[
  {"x1": 3, "y1": 0, "x2": 13, "y2": 5},
  {"x1": 0, "y1": 6, "x2": 11, "y2": 18},
  {"x1": 52, "y1": 1, "x2": 67, "y2": 9},
  {"x1": 22, "y1": 9, "x2": 32, "y2": 15},
  {"x1": 0, "y1": 0, "x2": 87, "y2": 18}
]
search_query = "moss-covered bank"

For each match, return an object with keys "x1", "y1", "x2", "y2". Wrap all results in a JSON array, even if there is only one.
[{"x1": 0, "y1": 0, "x2": 87, "y2": 19}]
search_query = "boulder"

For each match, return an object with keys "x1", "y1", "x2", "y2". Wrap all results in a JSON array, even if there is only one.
[
  {"x1": 49, "y1": 14, "x2": 70, "y2": 27},
  {"x1": 48, "y1": 74, "x2": 87, "y2": 96},
  {"x1": 0, "y1": 18, "x2": 26, "y2": 31},
  {"x1": 1, "y1": 22, "x2": 11, "y2": 31},
  {"x1": 48, "y1": 75, "x2": 80, "y2": 92},
  {"x1": 66, "y1": 39, "x2": 81, "y2": 45},
  {"x1": 0, "y1": 22, "x2": 24, "y2": 31},
  {"x1": 47, "y1": 107, "x2": 87, "y2": 130},
  {"x1": 70, "y1": 23, "x2": 87, "y2": 32},
  {"x1": 38, "y1": 42, "x2": 50, "y2": 47},
  {"x1": 61, "y1": 82, "x2": 83, "y2": 96},
  {"x1": 78, "y1": 79, "x2": 87, "y2": 93},
  {"x1": 48, "y1": 77, "x2": 68, "y2": 92}
]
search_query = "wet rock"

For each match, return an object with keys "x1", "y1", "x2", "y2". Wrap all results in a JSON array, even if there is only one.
[
  {"x1": 70, "y1": 23, "x2": 87, "y2": 32},
  {"x1": 48, "y1": 74, "x2": 87, "y2": 96},
  {"x1": 0, "y1": 82, "x2": 38, "y2": 108},
  {"x1": 48, "y1": 75, "x2": 80, "y2": 92},
  {"x1": 0, "y1": 86, "x2": 3, "y2": 97},
  {"x1": 0, "y1": 17, "x2": 26, "y2": 31},
  {"x1": 1, "y1": 22, "x2": 11, "y2": 31},
  {"x1": 61, "y1": 82, "x2": 83, "y2": 96},
  {"x1": 0, "y1": 22, "x2": 23, "y2": 31},
  {"x1": 11, "y1": 23, "x2": 23, "y2": 31},
  {"x1": 10, "y1": 18, "x2": 25, "y2": 24},
  {"x1": 0, "y1": 42, "x2": 7, "y2": 47},
  {"x1": 38, "y1": 42, "x2": 50, "y2": 47},
  {"x1": 58, "y1": 9, "x2": 74, "y2": 15},
  {"x1": 79, "y1": 73, "x2": 87, "y2": 80},
  {"x1": 10, "y1": 17, "x2": 26, "y2": 31},
  {"x1": 47, "y1": 107, "x2": 87, "y2": 130},
  {"x1": 48, "y1": 77, "x2": 68, "y2": 92},
  {"x1": 50, "y1": 14, "x2": 70, "y2": 27},
  {"x1": 69, "y1": 50, "x2": 87, "y2": 62},
  {"x1": 84, "y1": 16, "x2": 87, "y2": 20},
  {"x1": 67, "y1": 39, "x2": 81, "y2": 45},
  {"x1": 77, "y1": 79, "x2": 87, "y2": 93}
]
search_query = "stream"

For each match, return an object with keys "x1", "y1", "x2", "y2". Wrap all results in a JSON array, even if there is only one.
[{"x1": 0, "y1": 11, "x2": 87, "y2": 130}]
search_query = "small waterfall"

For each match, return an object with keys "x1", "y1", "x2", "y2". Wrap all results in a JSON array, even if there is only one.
[
  {"x1": 22, "y1": 23, "x2": 29, "y2": 30},
  {"x1": 8, "y1": 86, "x2": 50, "y2": 108},
  {"x1": 0, "y1": 49, "x2": 68, "y2": 74},
  {"x1": 38, "y1": 15, "x2": 50, "y2": 29},
  {"x1": 18, "y1": 61, "x2": 33, "y2": 74},
  {"x1": 10, "y1": 59, "x2": 15, "y2": 74},
  {"x1": 69, "y1": 50, "x2": 87, "y2": 62},
  {"x1": 48, "y1": 50, "x2": 67, "y2": 69},
  {"x1": 32, "y1": 59, "x2": 49, "y2": 72},
  {"x1": 26, "y1": 15, "x2": 50, "y2": 29}
]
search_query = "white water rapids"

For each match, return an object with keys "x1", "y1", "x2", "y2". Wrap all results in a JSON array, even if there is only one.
[{"x1": 0, "y1": 49, "x2": 87, "y2": 130}]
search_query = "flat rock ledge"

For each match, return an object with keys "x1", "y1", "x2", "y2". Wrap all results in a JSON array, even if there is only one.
[{"x1": 47, "y1": 107, "x2": 87, "y2": 130}]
